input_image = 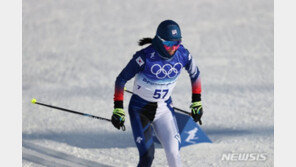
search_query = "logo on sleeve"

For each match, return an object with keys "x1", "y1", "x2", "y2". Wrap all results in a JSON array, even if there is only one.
[
  {"x1": 136, "y1": 56, "x2": 144, "y2": 66},
  {"x1": 188, "y1": 54, "x2": 192, "y2": 60}
]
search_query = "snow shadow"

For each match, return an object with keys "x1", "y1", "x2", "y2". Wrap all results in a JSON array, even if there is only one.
[
  {"x1": 23, "y1": 131, "x2": 136, "y2": 149},
  {"x1": 203, "y1": 126, "x2": 274, "y2": 142},
  {"x1": 22, "y1": 141, "x2": 112, "y2": 167},
  {"x1": 22, "y1": 126, "x2": 273, "y2": 151}
]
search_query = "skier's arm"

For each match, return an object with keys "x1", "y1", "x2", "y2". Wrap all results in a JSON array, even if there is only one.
[
  {"x1": 114, "y1": 53, "x2": 145, "y2": 108},
  {"x1": 184, "y1": 53, "x2": 202, "y2": 102},
  {"x1": 185, "y1": 52, "x2": 203, "y2": 124}
]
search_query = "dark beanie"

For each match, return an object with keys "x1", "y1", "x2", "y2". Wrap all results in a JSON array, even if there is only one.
[{"x1": 152, "y1": 20, "x2": 182, "y2": 59}]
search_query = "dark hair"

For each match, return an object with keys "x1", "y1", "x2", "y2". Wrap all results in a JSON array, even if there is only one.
[{"x1": 138, "y1": 37, "x2": 153, "y2": 46}]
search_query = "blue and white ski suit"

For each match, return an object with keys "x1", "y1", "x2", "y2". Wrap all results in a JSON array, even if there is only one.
[{"x1": 114, "y1": 44, "x2": 201, "y2": 167}]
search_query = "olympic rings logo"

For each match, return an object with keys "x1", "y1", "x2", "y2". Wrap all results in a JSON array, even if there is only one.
[{"x1": 151, "y1": 63, "x2": 183, "y2": 79}]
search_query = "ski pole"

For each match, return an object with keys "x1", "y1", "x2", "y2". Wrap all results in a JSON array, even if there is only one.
[{"x1": 31, "y1": 98, "x2": 126, "y2": 131}]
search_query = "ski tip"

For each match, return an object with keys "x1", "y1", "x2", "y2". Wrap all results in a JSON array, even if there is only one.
[{"x1": 31, "y1": 98, "x2": 37, "y2": 104}]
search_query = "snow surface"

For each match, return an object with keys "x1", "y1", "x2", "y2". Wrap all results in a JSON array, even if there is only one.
[{"x1": 23, "y1": 0, "x2": 273, "y2": 166}]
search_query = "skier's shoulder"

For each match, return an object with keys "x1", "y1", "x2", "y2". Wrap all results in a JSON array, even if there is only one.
[
  {"x1": 178, "y1": 44, "x2": 190, "y2": 56},
  {"x1": 138, "y1": 44, "x2": 155, "y2": 56},
  {"x1": 177, "y1": 44, "x2": 192, "y2": 62},
  {"x1": 132, "y1": 45, "x2": 154, "y2": 67},
  {"x1": 133, "y1": 45, "x2": 155, "y2": 60}
]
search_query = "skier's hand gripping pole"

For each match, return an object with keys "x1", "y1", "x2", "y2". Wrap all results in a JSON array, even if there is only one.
[
  {"x1": 190, "y1": 101, "x2": 203, "y2": 125},
  {"x1": 111, "y1": 108, "x2": 126, "y2": 130}
]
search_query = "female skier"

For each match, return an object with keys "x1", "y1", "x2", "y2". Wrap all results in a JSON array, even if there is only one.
[{"x1": 111, "y1": 20, "x2": 203, "y2": 167}]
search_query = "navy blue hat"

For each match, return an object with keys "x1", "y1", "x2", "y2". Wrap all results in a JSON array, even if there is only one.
[
  {"x1": 156, "y1": 20, "x2": 182, "y2": 41},
  {"x1": 152, "y1": 20, "x2": 182, "y2": 59}
]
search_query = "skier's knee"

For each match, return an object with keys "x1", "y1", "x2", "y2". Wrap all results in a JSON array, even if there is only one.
[{"x1": 168, "y1": 149, "x2": 179, "y2": 158}]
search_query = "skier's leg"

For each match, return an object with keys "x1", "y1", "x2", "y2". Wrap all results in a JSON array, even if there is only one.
[
  {"x1": 152, "y1": 100, "x2": 182, "y2": 167},
  {"x1": 128, "y1": 95, "x2": 158, "y2": 167}
]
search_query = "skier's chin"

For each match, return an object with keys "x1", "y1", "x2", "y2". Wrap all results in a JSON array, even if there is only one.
[{"x1": 167, "y1": 50, "x2": 176, "y2": 56}]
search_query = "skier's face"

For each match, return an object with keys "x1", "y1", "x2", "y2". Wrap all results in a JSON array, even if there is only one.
[
  {"x1": 164, "y1": 45, "x2": 179, "y2": 55},
  {"x1": 162, "y1": 40, "x2": 181, "y2": 55}
]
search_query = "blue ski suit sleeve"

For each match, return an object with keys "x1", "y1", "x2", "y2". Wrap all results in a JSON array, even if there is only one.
[
  {"x1": 114, "y1": 52, "x2": 145, "y2": 105},
  {"x1": 183, "y1": 49, "x2": 202, "y2": 101}
]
